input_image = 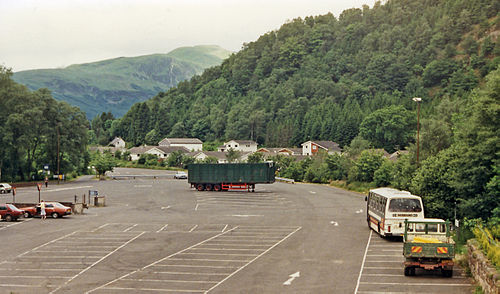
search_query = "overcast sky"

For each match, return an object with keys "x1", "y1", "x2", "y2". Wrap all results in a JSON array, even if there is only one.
[{"x1": 1, "y1": 0, "x2": 376, "y2": 72}]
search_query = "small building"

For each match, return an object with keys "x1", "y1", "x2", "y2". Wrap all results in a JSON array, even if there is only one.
[
  {"x1": 192, "y1": 151, "x2": 229, "y2": 163},
  {"x1": 301, "y1": 140, "x2": 341, "y2": 156},
  {"x1": 128, "y1": 145, "x2": 155, "y2": 161},
  {"x1": 388, "y1": 150, "x2": 409, "y2": 161},
  {"x1": 218, "y1": 140, "x2": 258, "y2": 152},
  {"x1": 145, "y1": 146, "x2": 190, "y2": 159},
  {"x1": 256, "y1": 147, "x2": 301, "y2": 156},
  {"x1": 158, "y1": 138, "x2": 203, "y2": 151},
  {"x1": 108, "y1": 137, "x2": 126, "y2": 149}
]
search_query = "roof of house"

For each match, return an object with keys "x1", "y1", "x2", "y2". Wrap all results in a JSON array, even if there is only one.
[
  {"x1": 389, "y1": 150, "x2": 409, "y2": 161},
  {"x1": 257, "y1": 147, "x2": 301, "y2": 154},
  {"x1": 193, "y1": 151, "x2": 228, "y2": 160},
  {"x1": 108, "y1": 137, "x2": 124, "y2": 146},
  {"x1": 159, "y1": 138, "x2": 203, "y2": 145},
  {"x1": 129, "y1": 145, "x2": 155, "y2": 154},
  {"x1": 302, "y1": 140, "x2": 342, "y2": 152},
  {"x1": 225, "y1": 140, "x2": 257, "y2": 145},
  {"x1": 149, "y1": 146, "x2": 190, "y2": 154}
]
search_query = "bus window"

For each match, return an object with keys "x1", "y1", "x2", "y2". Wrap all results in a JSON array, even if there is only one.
[{"x1": 388, "y1": 198, "x2": 422, "y2": 212}]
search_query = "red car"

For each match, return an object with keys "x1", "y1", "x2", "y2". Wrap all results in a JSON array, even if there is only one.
[
  {"x1": 0, "y1": 204, "x2": 24, "y2": 221},
  {"x1": 22, "y1": 202, "x2": 72, "y2": 219}
]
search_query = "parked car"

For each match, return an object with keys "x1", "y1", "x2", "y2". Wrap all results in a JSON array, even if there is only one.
[
  {"x1": 174, "y1": 171, "x2": 188, "y2": 179},
  {"x1": 22, "y1": 202, "x2": 72, "y2": 219},
  {"x1": 0, "y1": 204, "x2": 24, "y2": 221},
  {"x1": 0, "y1": 183, "x2": 12, "y2": 194}
]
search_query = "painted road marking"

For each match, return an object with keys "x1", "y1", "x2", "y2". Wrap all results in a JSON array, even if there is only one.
[
  {"x1": 88, "y1": 226, "x2": 302, "y2": 294},
  {"x1": 283, "y1": 271, "x2": 300, "y2": 286}
]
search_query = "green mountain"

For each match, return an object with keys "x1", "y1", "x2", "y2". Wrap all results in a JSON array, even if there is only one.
[
  {"x1": 12, "y1": 45, "x2": 232, "y2": 118},
  {"x1": 114, "y1": 0, "x2": 499, "y2": 149}
]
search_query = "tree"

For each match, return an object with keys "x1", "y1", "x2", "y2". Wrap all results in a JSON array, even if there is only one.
[
  {"x1": 226, "y1": 149, "x2": 242, "y2": 163},
  {"x1": 91, "y1": 153, "x2": 116, "y2": 179},
  {"x1": 359, "y1": 105, "x2": 415, "y2": 153},
  {"x1": 247, "y1": 152, "x2": 265, "y2": 163},
  {"x1": 348, "y1": 150, "x2": 385, "y2": 183}
]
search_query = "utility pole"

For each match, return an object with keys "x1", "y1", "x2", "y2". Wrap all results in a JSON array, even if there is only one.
[
  {"x1": 412, "y1": 97, "x2": 422, "y2": 165},
  {"x1": 57, "y1": 125, "x2": 60, "y2": 184}
]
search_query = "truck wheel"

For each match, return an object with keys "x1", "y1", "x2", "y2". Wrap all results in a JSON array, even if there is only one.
[
  {"x1": 4, "y1": 215, "x2": 12, "y2": 222},
  {"x1": 441, "y1": 269, "x2": 453, "y2": 277},
  {"x1": 213, "y1": 184, "x2": 221, "y2": 191},
  {"x1": 196, "y1": 184, "x2": 205, "y2": 191},
  {"x1": 205, "y1": 184, "x2": 213, "y2": 191}
]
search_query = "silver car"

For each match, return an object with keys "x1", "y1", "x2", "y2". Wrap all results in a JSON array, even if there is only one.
[
  {"x1": 174, "y1": 171, "x2": 187, "y2": 179},
  {"x1": 0, "y1": 183, "x2": 12, "y2": 194}
]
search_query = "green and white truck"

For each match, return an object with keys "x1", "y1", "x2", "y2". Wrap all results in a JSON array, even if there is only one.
[{"x1": 403, "y1": 218, "x2": 455, "y2": 277}]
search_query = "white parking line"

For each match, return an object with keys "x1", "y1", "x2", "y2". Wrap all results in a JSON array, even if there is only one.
[
  {"x1": 86, "y1": 227, "x2": 240, "y2": 293},
  {"x1": 152, "y1": 264, "x2": 238, "y2": 269},
  {"x1": 222, "y1": 224, "x2": 228, "y2": 232},
  {"x1": 359, "y1": 282, "x2": 473, "y2": 286},
  {"x1": 122, "y1": 278, "x2": 216, "y2": 284},
  {"x1": 189, "y1": 225, "x2": 198, "y2": 232},
  {"x1": 354, "y1": 230, "x2": 372, "y2": 294},
  {"x1": 157, "y1": 224, "x2": 168, "y2": 233},
  {"x1": 167, "y1": 258, "x2": 249, "y2": 263},
  {"x1": 153, "y1": 271, "x2": 229, "y2": 276},
  {"x1": 123, "y1": 224, "x2": 138, "y2": 232},
  {"x1": 49, "y1": 232, "x2": 145, "y2": 294},
  {"x1": 105, "y1": 287, "x2": 204, "y2": 293}
]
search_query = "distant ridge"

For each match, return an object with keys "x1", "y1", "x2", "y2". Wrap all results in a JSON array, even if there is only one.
[{"x1": 13, "y1": 45, "x2": 232, "y2": 118}]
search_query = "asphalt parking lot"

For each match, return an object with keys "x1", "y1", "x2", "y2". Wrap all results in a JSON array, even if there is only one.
[{"x1": 0, "y1": 168, "x2": 474, "y2": 293}]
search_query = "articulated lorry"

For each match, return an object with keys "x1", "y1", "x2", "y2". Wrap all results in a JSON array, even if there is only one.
[
  {"x1": 187, "y1": 162, "x2": 276, "y2": 192},
  {"x1": 403, "y1": 219, "x2": 455, "y2": 277}
]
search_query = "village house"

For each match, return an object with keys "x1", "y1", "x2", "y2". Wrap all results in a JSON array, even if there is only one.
[
  {"x1": 218, "y1": 140, "x2": 258, "y2": 152},
  {"x1": 108, "y1": 137, "x2": 126, "y2": 149},
  {"x1": 158, "y1": 138, "x2": 203, "y2": 151},
  {"x1": 301, "y1": 140, "x2": 342, "y2": 156}
]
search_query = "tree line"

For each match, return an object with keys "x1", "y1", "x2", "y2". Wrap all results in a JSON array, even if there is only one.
[{"x1": 0, "y1": 67, "x2": 89, "y2": 182}]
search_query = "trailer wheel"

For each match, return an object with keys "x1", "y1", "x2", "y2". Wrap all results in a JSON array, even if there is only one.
[
  {"x1": 213, "y1": 184, "x2": 221, "y2": 191},
  {"x1": 205, "y1": 184, "x2": 213, "y2": 191},
  {"x1": 441, "y1": 269, "x2": 453, "y2": 277},
  {"x1": 196, "y1": 184, "x2": 205, "y2": 191},
  {"x1": 404, "y1": 267, "x2": 415, "y2": 276}
]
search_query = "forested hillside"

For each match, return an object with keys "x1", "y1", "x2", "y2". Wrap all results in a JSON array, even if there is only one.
[
  {"x1": 13, "y1": 45, "x2": 231, "y2": 119},
  {"x1": 0, "y1": 67, "x2": 89, "y2": 182},
  {"x1": 113, "y1": 0, "x2": 499, "y2": 150}
]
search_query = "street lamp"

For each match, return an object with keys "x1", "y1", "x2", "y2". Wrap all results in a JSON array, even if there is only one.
[{"x1": 412, "y1": 97, "x2": 422, "y2": 165}]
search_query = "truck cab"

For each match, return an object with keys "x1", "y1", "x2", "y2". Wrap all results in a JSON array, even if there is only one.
[{"x1": 403, "y1": 218, "x2": 455, "y2": 277}]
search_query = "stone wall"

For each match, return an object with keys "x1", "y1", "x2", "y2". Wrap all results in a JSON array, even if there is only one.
[{"x1": 468, "y1": 239, "x2": 499, "y2": 294}]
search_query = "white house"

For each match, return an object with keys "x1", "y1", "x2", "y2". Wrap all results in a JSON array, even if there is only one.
[
  {"x1": 301, "y1": 140, "x2": 342, "y2": 156},
  {"x1": 128, "y1": 145, "x2": 155, "y2": 161},
  {"x1": 192, "y1": 151, "x2": 229, "y2": 163},
  {"x1": 145, "y1": 146, "x2": 190, "y2": 158},
  {"x1": 218, "y1": 140, "x2": 258, "y2": 152},
  {"x1": 108, "y1": 137, "x2": 126, "y2": 149},
  {"x1": 158, "y1": 138, "x2": 202, "y2": 151}
]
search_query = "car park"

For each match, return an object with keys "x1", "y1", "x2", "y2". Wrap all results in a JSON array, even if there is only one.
[
  {"x1": 0, "y1": 183, "x2": 12, "y2": 194},
  {"x1": 22, "y1": 202, "x2": 72, "y2": 219},
  {"x1": 0, "y1": 204, "x2": 24, "y2": 221},
  {"x1": 174, "y1": 171, "x2": 188, "y2": 179}
]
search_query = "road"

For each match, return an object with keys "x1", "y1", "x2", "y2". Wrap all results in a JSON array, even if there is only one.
[{"x1": 0, "y1": 168, "x2": 474, "y2": 293}]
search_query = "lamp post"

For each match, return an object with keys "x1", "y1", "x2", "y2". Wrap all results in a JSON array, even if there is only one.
[{"x1": 412, "y1": 97, "x2": 422, "y2": 165}]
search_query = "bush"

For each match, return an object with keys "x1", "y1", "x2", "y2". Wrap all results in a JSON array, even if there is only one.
[{"x1": 473, "y1": 226, "x2": 500, "y2": 268}]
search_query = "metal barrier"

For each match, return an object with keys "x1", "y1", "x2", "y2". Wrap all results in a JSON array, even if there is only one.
[{"x1": 275, "y1": 177, "x2": 295, "y2": 184}]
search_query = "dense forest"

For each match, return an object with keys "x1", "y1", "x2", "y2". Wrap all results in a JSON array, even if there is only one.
[
  {"x1": 110, "y1": 0, "x2": 499, "y2": 151},
  {"x1": 0, "y1": 66, "x2": 89, "y2": 182}
]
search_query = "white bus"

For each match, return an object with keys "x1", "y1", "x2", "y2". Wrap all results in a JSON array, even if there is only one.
[{"x1": 366, "y1": 187, "x2": 424, "y2": 237}]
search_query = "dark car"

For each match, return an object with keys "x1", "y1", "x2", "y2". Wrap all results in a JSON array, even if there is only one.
[
  {"x1": 0, "y1": 204, "x2": 24, "y2": 221},
  {"x1": 22, "y1": 202, "x2": 72, "y2": 219}
]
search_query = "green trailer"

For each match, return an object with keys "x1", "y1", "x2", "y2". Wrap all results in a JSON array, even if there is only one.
[
  {"x1": 403, "y1": 219, "x2": 455, "y2": 277},
  {"x1": 188, "y1": 163, "x2": 276, "y2": 192}
]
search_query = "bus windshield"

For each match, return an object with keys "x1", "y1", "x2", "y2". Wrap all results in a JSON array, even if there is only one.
[{"x1": 388, "y1": 198, "x2": 422, "y2": 212}]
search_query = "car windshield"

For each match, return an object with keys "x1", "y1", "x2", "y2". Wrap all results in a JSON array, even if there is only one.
[
  {"x1": 7, "y1": 204, "x2": 22, "y2": 211},
  {"x1": 388, "y1": 198, "x2": 422, "y2": 212},
  {"x1": 52, "y1": 203, "x2": 66, "y2": 208}
]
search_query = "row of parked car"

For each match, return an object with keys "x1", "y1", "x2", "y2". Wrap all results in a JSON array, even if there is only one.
[{"x1": 0, "y1": 202, "x2": 72, "y2": 221}]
